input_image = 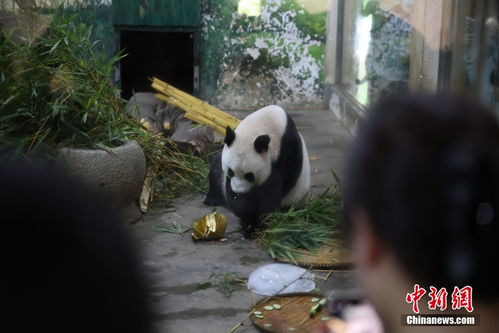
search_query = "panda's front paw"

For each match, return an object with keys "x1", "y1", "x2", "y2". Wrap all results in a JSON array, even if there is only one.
[
  {"x1": 203, "y1": 191, "x2": 225, "y2": 206},
  {"x1": 203, "y1": 195, "x2": 219, "y2": 206},
  {"x1": 242, "y1": 223, "x2": 263, "y2": 239},
  {"x1": 239, "y1": 216, "x2": 261, "y2": 239}
]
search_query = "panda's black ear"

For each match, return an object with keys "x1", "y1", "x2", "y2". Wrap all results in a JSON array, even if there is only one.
[
  {"x1": 225, "y1": 127, "x2": 235, "y2": 146},
  {"x1": 254, "y1": 135, "x2": 270, "y2": 153}
]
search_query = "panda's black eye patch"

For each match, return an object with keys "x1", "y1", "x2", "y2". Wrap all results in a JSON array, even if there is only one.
[
  {"x1": 244, "y1": 173, "x2": 255, "y2": 182},
  {"x1": 228, "y1": 168, "x2": 235, "y2": 178}
]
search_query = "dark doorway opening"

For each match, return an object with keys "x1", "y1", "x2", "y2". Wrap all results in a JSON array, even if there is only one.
[{"x1": 119, "y1": 30, "x2": 194, "y2": 100}]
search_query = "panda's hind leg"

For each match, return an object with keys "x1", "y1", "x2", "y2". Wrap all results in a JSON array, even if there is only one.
[{"x1": 203, "y1": 151, "x2": 226, "y2": 206}]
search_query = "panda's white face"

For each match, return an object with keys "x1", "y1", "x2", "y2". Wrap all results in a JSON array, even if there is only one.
[
  {"x1": 221, "y1": 129, "x2": 272, "y2": 194},
  {"x1": 221, "y1": 105, "x2": 288, "y2": 194}
]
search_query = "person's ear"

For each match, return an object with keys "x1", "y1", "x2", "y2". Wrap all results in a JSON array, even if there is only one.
[{"x1": 351, "y1": 208, "x2": 383, "y2": 269}]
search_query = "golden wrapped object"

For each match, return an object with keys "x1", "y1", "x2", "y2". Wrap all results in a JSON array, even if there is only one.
[{"x1": 191, "y1": 213, "x2": 228, "y2": 241}]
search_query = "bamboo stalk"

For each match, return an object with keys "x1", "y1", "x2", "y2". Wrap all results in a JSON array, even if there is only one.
[
  {"x1": 153, "y1": 87, "x2": 238, "y2": 128},
  {"x1": 155, "y1": 93, "x2": 235, "y2": 132},
  {"x1": 178, "y1": 98, "x2": 236, "y2": 128},
  {"x1": 185, "y1": 112, "x2": 226, "y2": 135},
  {"x1": 155, "y1": 93, "x2": 230, "y2": 127},
  {"x1": 152, "y1": 78, "x2": 240, "y2": 124},
  {"x1": 298, "y1": 313, "x2": 310, "y2": 326},
  {"x1": 152, "y1": 78, "x2": 237, "y2": 121},
  {"x1": 154, "y1": 92, "x2": 186, "y2": 111}
]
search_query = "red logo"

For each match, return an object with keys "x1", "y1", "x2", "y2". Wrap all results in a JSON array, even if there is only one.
[
  {"x1": 428, "y1": 286, "x2": 448, "y2": 311},
  {"x1": 451, "y1": 286, "x2": 474, "y2": 312},
  {"x1": 407, "y1": 285, "x2": 473, "y2": 313},
  {"x1": 406, "y1": 284, "x2": 426, "y2": 313}
]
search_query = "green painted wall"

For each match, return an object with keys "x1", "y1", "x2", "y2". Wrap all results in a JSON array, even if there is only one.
[
  {"x1": 112, "y1": 0, "x2": 200, "y2": 27},
  {"x1": 9, "y1": 0, "x2": 326, "y2": 109}
]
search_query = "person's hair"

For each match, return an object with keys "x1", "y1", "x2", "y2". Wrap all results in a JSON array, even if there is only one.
[
  {"x1": 0, "y1": 156, "x2": 153, "y2": 333},
  {"x1": 344, "y1": 93, "x2": 499, "y2": 299}
]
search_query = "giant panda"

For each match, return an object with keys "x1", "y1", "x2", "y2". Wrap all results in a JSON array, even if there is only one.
[{"x1": 204, "y1": 105, "x2": 311, "y2": 238}]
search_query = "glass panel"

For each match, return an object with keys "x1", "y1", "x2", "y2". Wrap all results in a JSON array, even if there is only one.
[
  {"x1": 341, "y1": 0, "x2": 498, "y2": 111},
  {"x1": 348, "y1": 0, "x2": 413, "y2": 106},
  {"x1": 449, "y1": 1, "x2": 498, "y2": 113}
]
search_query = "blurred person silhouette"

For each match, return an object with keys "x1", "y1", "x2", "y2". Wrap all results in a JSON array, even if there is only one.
[
  {"x1": 0, "y1": 156, "x2": 154, "y2": 333},
  {"x1": 318, "y1": 94, "x2": 499, "y2": 333}
]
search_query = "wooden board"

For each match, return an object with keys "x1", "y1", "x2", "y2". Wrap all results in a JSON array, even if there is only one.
[
  {"x1": 274, "y1": 242, "x2": 353, "y2": 269},
  {"x1": 251, "y1": 293, "x2": 330, "y2": 333}
]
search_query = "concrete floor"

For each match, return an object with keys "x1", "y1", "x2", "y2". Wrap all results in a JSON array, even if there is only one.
[{"x1": 129, "y1": 110, "x2": 357, "y2": 333}]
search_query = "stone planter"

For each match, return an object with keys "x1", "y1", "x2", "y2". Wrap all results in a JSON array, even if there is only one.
[{"x1": 58, "y1": 140, "x2": 146, "y2": 223}]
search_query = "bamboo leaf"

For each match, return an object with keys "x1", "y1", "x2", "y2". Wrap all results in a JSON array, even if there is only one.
[
  {"x1": 255, "y1": 186, "x2": 343, "y2": 260},
  {"x1": 48, "y1": 39, "x2": 62, "y2": 54}
]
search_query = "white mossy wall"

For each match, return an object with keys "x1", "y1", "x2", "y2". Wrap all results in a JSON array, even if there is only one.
[{"x1": 201, "y1": 0, "x2": 328, "y2": 110}]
